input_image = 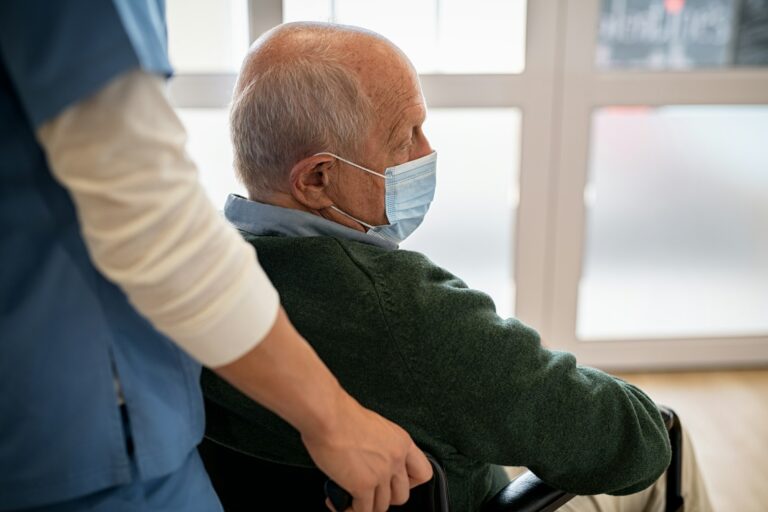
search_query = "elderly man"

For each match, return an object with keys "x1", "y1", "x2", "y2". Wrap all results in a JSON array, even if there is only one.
[{"x1": 201, "y1": 22, "x2": 712, "y2": 512}]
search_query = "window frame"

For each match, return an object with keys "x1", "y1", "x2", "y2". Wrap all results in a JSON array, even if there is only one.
[{"x1": 547, "y1": 0, "x2": 768, "y2": 369}]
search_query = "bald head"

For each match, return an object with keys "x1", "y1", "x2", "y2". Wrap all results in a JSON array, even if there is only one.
[
  {"x1": 236, "y1": 22, "x2": 415, "y2": 111},
  {"x1": 230, "y1": 22, "x2": 424, "y2": 196}
]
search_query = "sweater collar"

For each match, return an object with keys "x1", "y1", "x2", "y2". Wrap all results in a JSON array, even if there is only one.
[{"x1": 224, "y1": 194, "x2": 398, "y2": 251}]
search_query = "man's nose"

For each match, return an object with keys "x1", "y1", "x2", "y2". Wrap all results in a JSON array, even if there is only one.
[{"x1": 413, "y1": 131, "x2": 432, "y2": 160}]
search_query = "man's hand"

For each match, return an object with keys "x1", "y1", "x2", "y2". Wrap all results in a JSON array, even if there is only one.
[
  {"x1": 214, "y1": 307, "x2": 432, "y2": 512},
  {"x1": 302, "y1": 391, "x2": 432, "y2": 512}
]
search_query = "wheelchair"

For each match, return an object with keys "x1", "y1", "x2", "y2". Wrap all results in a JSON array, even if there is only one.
[{"x1": 199, "y1": 406, "x2": 684, "y2": 512}]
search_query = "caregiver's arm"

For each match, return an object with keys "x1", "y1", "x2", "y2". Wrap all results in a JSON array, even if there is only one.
[{"x1": 37, "y1": 69, "x2": 431, "y2": 512}]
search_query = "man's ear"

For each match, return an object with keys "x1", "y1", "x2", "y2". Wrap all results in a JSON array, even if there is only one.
[{"x1": 288, "y1": 154, "x2": 336, "y2": 210}]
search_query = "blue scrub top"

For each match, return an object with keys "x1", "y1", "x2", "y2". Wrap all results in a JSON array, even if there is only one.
[{"x1": 0, "y1": 1, "x2": 205, "y2": 509}]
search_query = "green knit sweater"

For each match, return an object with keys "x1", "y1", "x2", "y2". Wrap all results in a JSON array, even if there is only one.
[{"x1": 202, "y1": 234, "x2": 671, "y2": 511}]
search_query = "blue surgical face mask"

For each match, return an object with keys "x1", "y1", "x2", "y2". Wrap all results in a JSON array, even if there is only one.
[{"x1": 315, "y1": 151, "x2": 437, "y2": 244}]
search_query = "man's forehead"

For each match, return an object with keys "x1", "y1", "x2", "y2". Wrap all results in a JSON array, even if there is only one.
[{"x1": 357, "y1": 55, "x2": 424, "y2": 129}]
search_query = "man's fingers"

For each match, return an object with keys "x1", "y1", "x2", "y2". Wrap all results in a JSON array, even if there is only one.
[
  {"x1": 350, "y1": 488, "x2": 374, "y2": 512},
  {"x1": 304, "y1": 400, "x2": 427, "y2": 511},
  {"x1": 390, "y1": 471, "x2": 410, "y2": 506},
  {"x1": 373, "y1": 483, "x2": 391, "y2": 512},
  {"x1": 405, "y1": 442, "x2": 433, "y2": 487}
]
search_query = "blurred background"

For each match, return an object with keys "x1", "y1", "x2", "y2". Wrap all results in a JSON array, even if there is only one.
[{"x1": 165, "y1": 2, "x2": 768, "y2": 508}]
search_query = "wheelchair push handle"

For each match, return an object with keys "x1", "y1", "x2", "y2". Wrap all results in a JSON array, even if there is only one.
[
  {"x1": 324, "y1": 452, "x2": 447, "y2": 512},
  {"x1": 324, "y1": 479, "x2": 353, "y2": 511}
]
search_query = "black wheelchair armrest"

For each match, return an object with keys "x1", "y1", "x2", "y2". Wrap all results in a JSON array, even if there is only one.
[
  {"x1": 481, "y1": 471, "x2": 575, "y2": 512},
  {"x1": 658, "y1": 405, "x2": 685, "y2": 512}
]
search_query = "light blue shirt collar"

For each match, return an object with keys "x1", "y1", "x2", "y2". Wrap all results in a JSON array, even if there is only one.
[{"x1": 224, "y1": 194, "x2": 398, "y2": 251}]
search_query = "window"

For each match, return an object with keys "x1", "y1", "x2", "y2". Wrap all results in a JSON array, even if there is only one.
[
  {"x1": 167, "y1": 0, "x2": 249, "y2": 73},
  {"x1": 283, "y1": 0, "x2": 527, "y2": 73},
  {"x1": 175, "y1": 109, "x2": 243, "y2": 206},
  {"x1": 167, "y1": 0, "x2": 768, "y2": 370},
  {"x1": 549, "y1": 0, "x2": 768, "y2": 369},
  {"x1": 579, "y1": 105, "x2": 768, "y2": 339}
]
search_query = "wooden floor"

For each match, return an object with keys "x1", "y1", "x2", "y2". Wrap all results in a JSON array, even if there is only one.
[{"x1": 615, "y1": 370, "x2": 768, "y2": 512}]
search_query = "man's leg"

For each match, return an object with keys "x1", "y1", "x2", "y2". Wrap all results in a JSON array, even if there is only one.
[{"x1": 558, "y1": 427, "x2": 712, "y2": 512}]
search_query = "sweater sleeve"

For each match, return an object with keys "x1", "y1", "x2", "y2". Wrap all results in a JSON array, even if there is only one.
[{"x1": 372, "y1": 250, "x2": 671, "y2": 496}]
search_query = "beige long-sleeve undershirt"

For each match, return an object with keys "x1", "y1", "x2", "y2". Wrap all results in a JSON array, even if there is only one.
[{"x1": 37, "y1": 70, "x2": 279, "y2": 367}]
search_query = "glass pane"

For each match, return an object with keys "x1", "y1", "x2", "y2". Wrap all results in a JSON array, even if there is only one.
[
  {"x1": 579, "y1": 106, "x2": 768, "y2": 339},
  {"x1": 176, "y1": 109, "x2": 245, "y2": 209},
  {"x1": 597, "y1": 0, "x2": 768, "y2": 69},
  {"x1": 282, "y1": 0, "x2": 527, "y2": 73},
  {"x1": 402, "y1": 109, "x2": 521, "y2": 318},
  {"x1": 167, "y1": 0, "x2": 250, "y2": 73}
]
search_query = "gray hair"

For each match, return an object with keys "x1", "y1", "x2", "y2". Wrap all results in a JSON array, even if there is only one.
[{"x1": 230, "y1": 48, "x2": 375, "y2": 195}]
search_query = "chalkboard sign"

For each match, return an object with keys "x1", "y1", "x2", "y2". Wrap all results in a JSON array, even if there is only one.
[
  {"x1": 734, "y1": 0, "x2": 768, "y2": 65},
  {"x1": 597, "y1": 0, "x2": 768, "y2": 68}
]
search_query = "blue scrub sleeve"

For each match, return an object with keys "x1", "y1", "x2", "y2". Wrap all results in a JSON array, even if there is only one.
[{"x1": 0, "y1": 0, "x2": 173, "y2": 128}]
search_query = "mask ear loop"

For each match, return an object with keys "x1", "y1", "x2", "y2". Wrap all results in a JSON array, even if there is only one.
[
  {"x1": 329, "y1": 205, "x2": 377, "y2": 230},
  {"x1": 313, "y1": 152, "x2": 386, "y2": 179},
  {"x1": 314, "y1": 152, "x2": 387, "y2": 230}
]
